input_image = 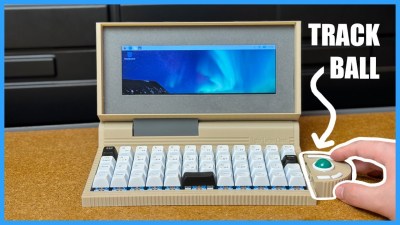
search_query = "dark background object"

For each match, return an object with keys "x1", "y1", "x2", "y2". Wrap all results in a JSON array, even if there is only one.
[{"x1": 5, "y1": 4, "x2": 395, "y2": 127}]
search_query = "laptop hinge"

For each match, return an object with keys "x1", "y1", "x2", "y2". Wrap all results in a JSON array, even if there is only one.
[{"x1": 133, "y1": 118, "x2": 199, "y2": 136}]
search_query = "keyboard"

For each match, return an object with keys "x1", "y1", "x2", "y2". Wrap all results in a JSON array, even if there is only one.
[{"x1": 91, "y1": 144, "x2": 307, "y2": 191}]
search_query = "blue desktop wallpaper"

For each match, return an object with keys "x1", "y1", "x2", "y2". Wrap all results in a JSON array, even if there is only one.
[{"x1": 121, "y1": 45, "x2": 276, "y2": 94}]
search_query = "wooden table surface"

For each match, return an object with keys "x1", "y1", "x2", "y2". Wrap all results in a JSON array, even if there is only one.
[{"x1": 5, "y1": 112, "x2": 395, "y2": 220}]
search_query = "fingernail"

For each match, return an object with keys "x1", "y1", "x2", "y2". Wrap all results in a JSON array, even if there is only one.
[{"x1": 336, "y1": 185, "x2": 344, "y2": 199}]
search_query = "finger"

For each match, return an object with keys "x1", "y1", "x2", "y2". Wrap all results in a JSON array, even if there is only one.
[
  {"x1": 330, "y1": 140, "x2": 394, "y2": 165},
  {"x1": 335, "y1": 182, "x2": 383, "y2": 215}
]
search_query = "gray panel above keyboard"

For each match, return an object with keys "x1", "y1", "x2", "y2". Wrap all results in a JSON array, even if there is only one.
[{"x1": 133, "y1": 119, "x2": 199, "y2": 136}]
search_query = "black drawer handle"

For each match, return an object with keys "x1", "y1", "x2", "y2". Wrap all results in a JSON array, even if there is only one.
[{"x1": 5, "y1": 55, "x2": 56, "y2": 79}]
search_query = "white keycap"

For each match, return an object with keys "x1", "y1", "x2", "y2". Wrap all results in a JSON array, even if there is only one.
[
  {"x1": 233, "y1": 156, "x2": 248, "y2": 169},
  {"x1": 233, "y1": 145, "x2": 246, "y2": 155},
  {"x1": 199, "y1": 162, "x2": 215, "y2": 174},
  {"x1": 267, "y1": 162, "x2": 284, "y2": 176},
  {"x1": 168, "y1": 145, "x2": 180, "y2": 154},
  {"x1": 252, "y1": 171, "x2": 270, "y2": 186},
  {"x1": 249, "y1": 158, "x2": 264, "y2": 168},
  {"x1": 200, "y1": 168, "x2": 216, "y2": 174},
  {"x1": 93, "y1": 171, "x2": 112, "y2": 188},
  {"x1": 234, "y1": 171, "x2": 252, "y2": 186},
  {"x1": 148, "y1": 162, "x2": 165, "y2": 173},
  {"x1": 249, "y1": 145, "x2": 262, "y2": 154},
  {"x1": 200, "y1": 145, "x2": 213, "y2": 155},
  {"x1": 114, "y1": 163, "x2": 132, "y2": 177},
  {"x1": 166, "y1": 160, "x2": 180, "y2": 168},
  {"x1": 146, "y1": 171, "x2": 164, "y2": 187},
  {"x1": 200, "y1": 160, "x2": 215, "y2": 168},
  {"x1": 117, "y1": 155, "x2": 133, "y2": 165},
  {"x1": 164, "y1": 171, "x2": 181, "y2": 187},
  {"x1": 232, "y1": 152, "x2": 247, "y2": 162},
  {"x1": 249, "y1": 153, "x2": 264, "y2": 165},
  {"x1": 114, "y1": 163, "x2": 131, "y2": 176},
  {"x1": 269, "y1": 171, "x2": 288, "y2": 186},
  {"x1": 152, "y1": 145, "x2": 164, "y2": 154},
  {"x1": 265, "y1": 145, "x2": 279, "y2": 158},
  {"x1": 110, "y1": 172, "x2": 129, "y2": 188},
  {"x1": 248, "y1": 145, "x2": 262, "y2": 155},
  {"x1": 216, "y1": 162, "x2": 232, "y2": 173},
  {"x1": 166, "y1": 161, "x2": 181, "y2": 174},
  {"x1": 286, "y1": 171, "x2": 306, "y2": 186},
  {"x1": 165, "y1": 169, "x2": 181, "y2": 178},
  {"x1": 167, "y1": 154, "x2": 181, "y2": 162},
  {"x1": 115, "y1": 156, "x2": 132, "y2": 169},
  {"x1": 150, "y1": 154, "x2": 165, "y2": 163},
  {"x1": 183, "y1": 154, "x2": 198, "y2": 162},
  {"x1": 119, "y1": 146, "x2": 133, "y2": 159},
  {"x1": 182, "y1": 162, "x2": 198, "y2": 174},
  {"x1": 119, "y1": 145, "x2": 132, "y2": 151},
  {"x1": 216, "y1": 154, "x2": 230, "y2": 162},
  {"x1": 97, "y1": 164, "x2": 114, "y2": 177},
  {"x1": 134, "y1": 154, "x2": 149, "y2": 164},
  {"x1": 284, "y1": 163, "x2": 302, "y2": 175},
  {"x1": 135, "y1": 146, "x2": 148, "y2": 156},
  {"x1": 280, "y1": 145, "x2": 296, "y2": 159},
  {"x1": 265, "y1": 153, "x2": 281, "y2": 167},
  {"x1": 234, "y1": 162, "x2": 250, "y2": 174},
  {"x1": 250, "y1": 162, "x2": 267, "y2": 174},
  {"x1": 200, "y1": 153, "x2": 214, "y2": 163},
  {"x1": 128, "y1": 171, "x2": 147, "y2": 187},
  {"x1": 216, "y1": 145, "x2": 230, "y2": 157},
  {"x1": 131, "y1": 162, "x2": 148, "y2": 173},
  {"x1": 217, "y1": 171, "x2": 234, "y2": 186},
  {"x1": 184, "y1": 145, "x2": 197, "y2": 154},
  {"x1": 99, "y1": 156, "x2": 116, "y2": 167}
]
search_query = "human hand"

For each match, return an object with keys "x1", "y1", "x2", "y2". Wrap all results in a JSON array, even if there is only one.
[{"x1": 330, "y1": 138, "x2": 395, "y2": 220}]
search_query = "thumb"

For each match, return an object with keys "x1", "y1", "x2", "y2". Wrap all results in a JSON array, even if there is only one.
[{"x1": 335, "y1": 182, "x2": 382, "y2": 214}]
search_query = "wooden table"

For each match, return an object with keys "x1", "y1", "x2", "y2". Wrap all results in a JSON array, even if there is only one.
[{"x1": 5, "y1": 112, "x2": 395, "y2": 220}]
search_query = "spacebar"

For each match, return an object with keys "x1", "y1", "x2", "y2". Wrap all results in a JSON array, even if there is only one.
[{"x1": 181, "y1": 172, "x2": 216, "y2": 187}]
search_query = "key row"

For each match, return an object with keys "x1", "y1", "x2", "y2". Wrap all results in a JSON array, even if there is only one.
[{"x1": 102, "y1": 145, "x2": 297, "y2": 160}]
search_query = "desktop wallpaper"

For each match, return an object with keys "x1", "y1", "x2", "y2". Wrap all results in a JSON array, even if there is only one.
[{"x1": 121, "y1": 45, "x2": 276, "y2": 95}]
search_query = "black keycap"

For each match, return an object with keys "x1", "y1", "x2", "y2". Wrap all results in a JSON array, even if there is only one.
[
  {"x1": 181, "y1": 172, "x2": 216, "y2": 187},
  {"x1": 102, "y1": 146, "x2": 118, "y2": 160},
  {"x1": 281, "y1": 155, "x2": 298, "y2": 168}
]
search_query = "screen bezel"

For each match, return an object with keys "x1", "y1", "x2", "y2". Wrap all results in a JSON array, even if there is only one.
[{"x1": 97, "y1": 22, "x2": 301, "y2": 121}]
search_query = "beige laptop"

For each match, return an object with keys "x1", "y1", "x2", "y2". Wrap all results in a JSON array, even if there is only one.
[{"x1": 81, "y1": 21, "x2": 351, "y2": 207}]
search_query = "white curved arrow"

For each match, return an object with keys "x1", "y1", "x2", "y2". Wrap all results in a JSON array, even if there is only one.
[{"x1": 311, "y1": 67, "x2": 336, "y2": 149}]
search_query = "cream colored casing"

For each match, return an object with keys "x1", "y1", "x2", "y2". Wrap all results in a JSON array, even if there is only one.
[
  {"x1": 82, "y1": 121, "x2": 317, "y2": 207},
  {"x1": 82, "y1": 21, "x2": 321, "y2": 207}
]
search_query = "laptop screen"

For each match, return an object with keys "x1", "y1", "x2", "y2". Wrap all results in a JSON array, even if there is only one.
[{"x1": 121, "y1": 45, "x2": 276, "y2": 95}]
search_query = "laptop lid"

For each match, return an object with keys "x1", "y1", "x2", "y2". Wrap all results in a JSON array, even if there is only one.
[{"x1": 97, "y1": 21, "x2": 301, "y2": 121}]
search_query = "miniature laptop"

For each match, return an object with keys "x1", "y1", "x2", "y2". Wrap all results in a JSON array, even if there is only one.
[{"x1": 81, "y1": 21, "x2": 351, "y2": 207}]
